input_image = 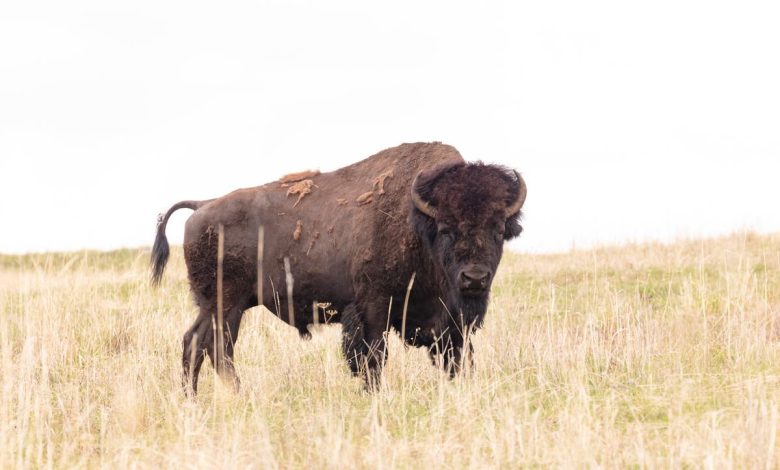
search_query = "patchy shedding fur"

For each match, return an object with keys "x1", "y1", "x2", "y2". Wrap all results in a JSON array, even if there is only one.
[
  {"x1": 293, "y1": 220, "x2": 303, "y2": 241},
  {"x1": 355, "y1": 191, "x2": 373, "y2": 205},
  {"x1": 371, "y1": 169, "x2": 393, "y2": 195},
  {"x1": 280, "y1": 169, "x2": 320, "y2": 184},
  {"x1": 286, "y1": 179, "x2": 315, "y2": 207},
  {"x1": 307, "y1": 231, "x2": 320, "y2": 255}
]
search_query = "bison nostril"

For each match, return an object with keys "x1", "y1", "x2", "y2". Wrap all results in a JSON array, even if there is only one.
[
  {"x1": 462, "y1": 271, "x2": 484, "y2": 282},
  {"x1": 460, "y1": 269, "x2": 490, "y2": 289}
]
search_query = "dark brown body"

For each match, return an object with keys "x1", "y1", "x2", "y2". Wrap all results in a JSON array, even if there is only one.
[{"x1": 151, "y1": 142, "x2": 525, "y2": 392}]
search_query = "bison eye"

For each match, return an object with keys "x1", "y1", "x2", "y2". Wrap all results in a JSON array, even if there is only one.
[
  {"x1": 437, "y1": 226, "x2": 455, "y2": 242},
  {"x1": 494, "y1": 225, "x2": 505, "y2": 242},
  {"x1": 495, "y1": 223, "x2": 507, "y2": 242}
]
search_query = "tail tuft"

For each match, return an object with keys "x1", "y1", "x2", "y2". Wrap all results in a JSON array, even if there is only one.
[
  {"x1": 151, "y1": 213, "x2": 171, "y2": 285},
  {"x1": 149, "y1": 199, "x2": 211, "y2": 286}
]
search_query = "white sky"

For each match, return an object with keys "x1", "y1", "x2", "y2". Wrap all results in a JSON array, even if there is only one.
[{"x1": 1, "y1": 0, "x2": 778, "y2": 254}]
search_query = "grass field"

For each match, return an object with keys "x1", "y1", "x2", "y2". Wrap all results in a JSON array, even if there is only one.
[{"x1": 1, "y1": 232, "x2": 779, "y2": 468}]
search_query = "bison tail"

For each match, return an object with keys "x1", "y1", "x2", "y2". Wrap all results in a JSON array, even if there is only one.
[{"x1": 150, "y1": 200, "x2": 210, "y2": 286}]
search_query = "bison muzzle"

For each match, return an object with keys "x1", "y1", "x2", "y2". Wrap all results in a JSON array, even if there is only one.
[{"x1": 151, "y1": 142, "x2": 526, "y2": 393}]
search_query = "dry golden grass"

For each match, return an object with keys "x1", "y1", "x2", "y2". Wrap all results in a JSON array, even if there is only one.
[{"x1": 1, "y1": 232, "x2": 779, "y2": 468}]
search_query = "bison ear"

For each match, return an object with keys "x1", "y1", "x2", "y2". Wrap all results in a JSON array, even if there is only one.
[
  {"x1": 504, "y1": 216, "x2": 523, "y2": 240},
  {"x1": 503, "y1": 170, "x2": 525, "y2": 240},
  {"x1": 409, "y1": 170, "x2": 437, "y2": 244},
  {"x1": 411, "y1": 207, "x2": 437, "y2": 246}
]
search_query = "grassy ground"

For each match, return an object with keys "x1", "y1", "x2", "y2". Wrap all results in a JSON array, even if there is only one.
[{"x1": 1, "y1": 232, "x2": 779, "y2": 468}]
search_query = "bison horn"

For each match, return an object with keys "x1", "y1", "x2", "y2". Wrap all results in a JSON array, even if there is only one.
[
  {"x1": 411, "y1": 174, "x2": 438, "y2": 219},
  {"x1": 505, "y1": 170, "x2": 527, "y2": 218}
]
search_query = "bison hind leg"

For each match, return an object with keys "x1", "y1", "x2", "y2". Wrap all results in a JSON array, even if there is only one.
[
  {"x1": 182, "y1": 303, "x2": 246, "y2": 396},
  {"x1": 182, "y1": 306, "x2": 213, "y2": 396},
  {"x1": 205, "y1": 306, "x2": 245, "y2": 392}
]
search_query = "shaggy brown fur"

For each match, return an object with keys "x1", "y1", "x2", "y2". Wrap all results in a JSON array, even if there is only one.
[{"x1": 151, "y1": 142, "x2": 526, "y2": 393}]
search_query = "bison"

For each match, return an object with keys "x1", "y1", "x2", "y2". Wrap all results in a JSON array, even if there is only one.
[{"x1": 151, "y1": 142, "x2": 526, "y2": 392}]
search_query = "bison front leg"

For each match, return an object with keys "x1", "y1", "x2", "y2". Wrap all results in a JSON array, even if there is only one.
[
  {"x1": 341, "y1": 303, "x2": 387, "y2": 391},
  {"x1": 429, "y1": 328, "x2": 475, "y2": 378}
]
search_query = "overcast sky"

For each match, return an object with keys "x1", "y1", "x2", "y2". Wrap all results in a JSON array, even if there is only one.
[{"x1": 1, "y1": 0, "x2": 778, "y2": 254}]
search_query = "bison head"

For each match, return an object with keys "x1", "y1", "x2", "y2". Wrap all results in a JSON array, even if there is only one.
[{"x1": 410, "y1": 163, "x2": 526, "y2": 316}]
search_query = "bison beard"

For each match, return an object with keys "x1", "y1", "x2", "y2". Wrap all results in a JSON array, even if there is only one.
[{"x1": 151, "y1": 142, "x2": 526, "y2": 393}]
